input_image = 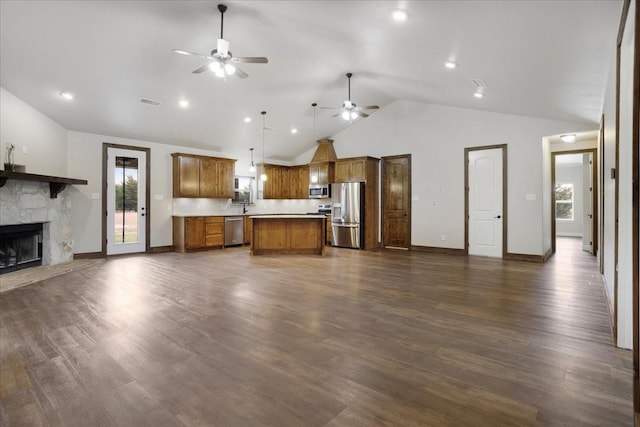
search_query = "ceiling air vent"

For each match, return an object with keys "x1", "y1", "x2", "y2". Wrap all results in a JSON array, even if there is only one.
[
  {"x1": 139, "y1": 98, "x2": 161, "y2": 107},
  {"x1": 470, "y1": 79, "x2": 488, "y2": 89}
]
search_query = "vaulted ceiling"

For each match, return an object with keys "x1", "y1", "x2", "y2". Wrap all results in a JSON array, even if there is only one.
[{"x1": 0, "y1": 1, "x2": 621, "y2": 161}]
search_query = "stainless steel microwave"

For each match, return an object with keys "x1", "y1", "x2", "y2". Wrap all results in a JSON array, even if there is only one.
[{"x1": 309, "y1": 184, "x2": 330, "y2": 199}]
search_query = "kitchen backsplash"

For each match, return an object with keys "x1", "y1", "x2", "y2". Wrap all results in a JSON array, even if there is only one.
[{"x1": 172, "y1": 198, "x2": 326, "y2": 216}]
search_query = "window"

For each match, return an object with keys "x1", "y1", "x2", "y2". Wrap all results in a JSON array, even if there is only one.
[
  {"x1": 232, "y1": 176, "x2": 255, "y2": 204},
  {"x1": 555, "y1": 183, "x2": 574, "y2": 220}
]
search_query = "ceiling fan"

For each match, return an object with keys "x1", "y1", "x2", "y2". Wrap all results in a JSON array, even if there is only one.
[
  {"x1": 321, "y1": 73, "x2": 379, "y2": 120},
  {"x1": 173, "y1": 4, "x2": 268, "y2": 79}
]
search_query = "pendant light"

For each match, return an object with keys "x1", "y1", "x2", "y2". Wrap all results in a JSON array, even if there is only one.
[
  {"x1": 310, "y1": 103, "x2": 319, "y2": 183},
  {"x1": 248, "y1": 148, "x2": 256, "y2": 172},
  {"x1": 260, "y1": 111, "x2": 267, "y2": 181}
]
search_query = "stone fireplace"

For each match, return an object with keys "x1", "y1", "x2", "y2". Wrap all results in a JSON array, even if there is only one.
[{"x1": 0, "y1": 179, "x2": 74, "y2": 269}]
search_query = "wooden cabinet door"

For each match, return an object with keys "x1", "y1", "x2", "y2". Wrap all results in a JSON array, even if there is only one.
[
  {"x1": 175, "y1": 156, "x2": 200, "y2": 197},
  {"x1": 298, "y1": 165, "x2": 309, "y2": 198},
  {"x1": 334, "y1": 160, "x2": 350, "y2": 183},
  {"x1": 216, "y1": 159, "x2": 235, "y2": 198},
  {"x1": 316, "y1": 162, "x2": 333, "y2": 184},
  {"x1": 279, "y1": 167, "x2": 290, "y2": 199},
  {"x1": 199, "y1": 157, "x2": 218, "y2": 198},
  {"x1": 185, "y1": 217, "x2": 205, "y2": 249},
  {"x1": 289, "y1": 166, "x2": 300, "y2": 199},
  {"x1": 262, "y1": 165, "x2": 275, "y2": 198},
  {"x1": 244, "y1": 216, "x2": 252, "y2": 245},
  {"x1": 350, "y1": 159, "x2": 367, "y2": 181}
]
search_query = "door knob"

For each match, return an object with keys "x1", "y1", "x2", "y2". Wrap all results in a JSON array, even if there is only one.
[{"x1": 494, "y1": 215, "x2": 501, "y2": 219}]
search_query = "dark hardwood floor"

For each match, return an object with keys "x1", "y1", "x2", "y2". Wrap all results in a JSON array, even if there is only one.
[{"x1": 0, "y1": 237, "x2": 632, "y2": 426}]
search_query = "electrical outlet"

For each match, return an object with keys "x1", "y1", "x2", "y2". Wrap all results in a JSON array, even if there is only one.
[
  {"x1": 91, "y1": 193, "x2": 99, "y2": 200},
  {"x1": 22, "y1": 145, "x2": 28, "y2": 154},
  {"x1": 441, "y1": 234, "x2": 446, "y2": 241}
]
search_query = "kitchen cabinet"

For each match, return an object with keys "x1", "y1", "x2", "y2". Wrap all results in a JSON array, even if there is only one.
[
  {"x1": 261, "y1": 164, "x2": 289, "y2": 199},
  {"x1": 260, "y1": 164, "x2": 309, "y2": 199},
  {"x1": 244, "y1": 216, "x2": 253, "y2": 245},
  {"x1": 173, "y1": 216, "x2": 224, "y2": 252},
  {"x1": 172, "y1": 153, "x2": 236, "y2": 198},
  {"x1": 334, "y1": 157, "x2": 376, "y2": 183},
  {"x1": 326, "y1": 215, "x2": 332, "y2": 245},
  {"x1": 308, "y1": 162, "x2": 334, "y2": 185},
  {"x1": 289, "y1": 165, "x2": 309, "y2": 199}
]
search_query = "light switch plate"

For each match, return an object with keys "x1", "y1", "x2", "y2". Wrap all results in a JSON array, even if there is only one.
[
  {"x1": 91, "y1": 193, "x2": 99, "y2": 199},
  {"x1": 153, "y1": 194, "x2": 164, "y2": 200},
  {"x1": 526, "y1": 193, "x2": 536, "y2": 201}
]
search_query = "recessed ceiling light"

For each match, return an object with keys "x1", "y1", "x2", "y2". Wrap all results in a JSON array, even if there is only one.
[
  {"x1": 59, "y1": 91, "x2": 74, "y2": 100},
  {"x1": 474, "y1": 92, "x2": 484, "y2": 98},
  {"x1": 560, "y1": 134, "x2": 576, "y2": 143},
  {"x1": 445, "y1": 61, "x2": 457, "y2": 69},
  {"x1": 179, "y1": 100, "x2": 189, "y2": 108},
  {"x1": 244, "y1": 117, "x2": 251, "y2": 123},
  {"x1": 291, "y1": 128, "x2": 298, "y2": 134},
  {"x1": 392, "y1": 10, "x2": 407, "y2": 22}
]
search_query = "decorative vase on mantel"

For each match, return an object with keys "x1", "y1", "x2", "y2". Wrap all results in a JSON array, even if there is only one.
[{"x1": 4, "y1": 143, "x2": 15, "y2": 172}]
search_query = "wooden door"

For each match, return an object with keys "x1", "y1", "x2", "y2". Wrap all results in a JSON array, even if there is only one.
[
  {"x1": 350, "y1": 159, "x2": 366, "y2": 181},
  {"x1": 217, "y1": 159, "x2": 235, "y2": 198},
  {"x1": 199, "y1": 157, "x2": 218, "y2": 198},
  {"x1": 175, "y1": 156, "x2": 199, "y2": 197},
  {"x1": 468, "y1": 148, "x2": 503, "y2": 257},
  {"x1": 382, "y1": 155, "x2": 411, "y2": 248},
  {"x1": 334, "y1": 160, "x2": 350, "y2": 183},
  {"x1": 185, "y1": 217, "x2": 205, "y2": 249},
  {"x1": 279, "y1": 167, "x2": 290, "y2": 199}
]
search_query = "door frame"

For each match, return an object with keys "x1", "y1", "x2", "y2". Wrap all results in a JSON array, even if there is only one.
[
  {"x1": 381, "y1": 154, "x2": 412, "y2": 249},
  {"x1": 102, "y1": 143, "x2": 151, "y2": 256},
  {"x1": 464, "y1": 144, "x2": 508, "y2": 257},
  {"x1": 550, "y1": 148, "x2": 598, "y2": 255}
]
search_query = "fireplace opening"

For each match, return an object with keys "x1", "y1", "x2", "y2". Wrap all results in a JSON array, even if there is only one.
[{"x1": 0, "y1": 223, "x2": 44, "y2": 275}]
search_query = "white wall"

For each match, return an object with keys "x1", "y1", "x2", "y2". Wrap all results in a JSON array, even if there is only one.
[
  {"x1": 0, "y1": 87, "x2": 67, "y2": 176},
  {"x1": 555, "y1": 162, "x2": 584, "y2": 236},
  {"x1": 602, "y1": 37, "x2": 618, "y2": 320},
  {"x1": 615, "y1": 0, "x2": 636, "y2": 349},
  {"x1": 296, "y1": 101, "x2": 594, "y2": 255}
]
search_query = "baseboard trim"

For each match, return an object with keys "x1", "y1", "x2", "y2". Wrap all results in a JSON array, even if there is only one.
[
  {"x1": 542, "y1": 248, "x2": 553, "y2": 262},
  {"x1": 149, "y1": 246, "x2": 173, "y2": 253},
  {"x1": 411, "y1": 245, "x2": 466, "y2": 255},
  {"x1": 74, "y1": 251, "x2": 104, "y2": 260},
  {"x1": 504, "y1": 252, "x2": 545, "y2": 263}
]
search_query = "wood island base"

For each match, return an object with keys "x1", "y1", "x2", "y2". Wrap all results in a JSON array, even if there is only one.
[{"x1": 250, "y1": 215, "x2": 326, "y2": 256}]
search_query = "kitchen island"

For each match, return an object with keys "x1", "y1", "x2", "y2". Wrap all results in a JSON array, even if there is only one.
[{"x1": 250, "y1": 215, "x2": 326, "y2": 256}]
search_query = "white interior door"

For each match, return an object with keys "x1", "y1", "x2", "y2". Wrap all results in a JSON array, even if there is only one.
[
  {"x1": 468, "y1": 148, "x2": 503, "y2": 257},
  {"x1": 582, "y1": 152, "x2": 594, "y2": 253},
  {"x1": 107, "y1": 147, "x2": 147, "y2": 255}
]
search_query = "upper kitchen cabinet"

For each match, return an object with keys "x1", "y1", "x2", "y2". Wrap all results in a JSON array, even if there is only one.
[
  {"x1": 289, "y1": 165, "x2": 309, "y2": 199},
  {"x1": 172, "y1": 153, "x2": 236, "y2": 198},
  {"x1": 334, "y1": 157, "x2": 379, "y2": 183},
  {"x1": 260, "y1": 164, "x2": 309, "y2": 199},
  {"x1": 308, "y1": 162, "x2": 334, "y2": 185}
]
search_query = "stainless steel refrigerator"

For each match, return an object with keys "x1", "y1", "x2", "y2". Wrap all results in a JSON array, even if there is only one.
[{"x1": 331, "y1": 182, "x2": 365, "y2": 249}]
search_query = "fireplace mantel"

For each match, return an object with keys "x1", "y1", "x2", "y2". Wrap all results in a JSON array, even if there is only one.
[{"x1": 0, "y1": 171, "x2": 88, "y2": 198}]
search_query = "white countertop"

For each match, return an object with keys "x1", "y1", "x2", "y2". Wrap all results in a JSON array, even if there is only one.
[{"x1": 250, "y1": 215, "x2": 326, "y2": 219}]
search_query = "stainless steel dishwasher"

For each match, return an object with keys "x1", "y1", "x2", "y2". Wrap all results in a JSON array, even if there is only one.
[{"x1": 224, "y1": 216, "x2": 244, "y2": 247}]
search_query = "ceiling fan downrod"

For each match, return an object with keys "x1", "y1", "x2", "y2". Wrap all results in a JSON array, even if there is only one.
[{"x1": 218, "y1": 4, "x2": 227, "y2": 39}]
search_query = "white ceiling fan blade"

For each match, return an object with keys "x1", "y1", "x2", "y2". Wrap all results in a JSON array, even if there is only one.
[
  {"x1": 234, "y1": 67, "x2": 248, "y2": 79},
  {"x1": 217, "y1": 38, "x2": 230, "y2": 56},
  {"x1": 232, "y1": 57, "x2": 269, "y2": 64},
  {"x1": 192, "y1": 64, "x2": 211, "y2": 74},
  {"x1": 173, "y1": 49, "x2": 212, "y2": 59}
]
